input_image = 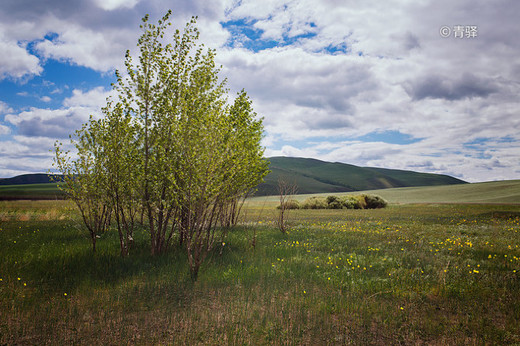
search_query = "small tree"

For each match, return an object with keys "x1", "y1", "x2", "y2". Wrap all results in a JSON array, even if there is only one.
[
  {"x1": 277, "y1": 176, "x2": 298, "y2": 233},
  {"x1": 53, "y1": 120, "x2": 112, "y2": 253},
  {"x1": 54, "y1": 11, "x2": 269, "y2": 281}
]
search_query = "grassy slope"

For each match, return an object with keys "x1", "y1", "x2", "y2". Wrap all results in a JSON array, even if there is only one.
[
  {"x1": 0, "y1": 183, "x2": 64, "y2": 200},
  {"x1": 258, "y1": 156, "x2": 466, "y2": 195},
  {"x1": 251, "y1": 180, "x2": 520, "y2": 205},
  {"x1": 355, "y1": 179, "x2": 520, "y2": 204}
]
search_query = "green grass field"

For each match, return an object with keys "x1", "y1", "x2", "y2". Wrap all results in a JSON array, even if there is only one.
[
  {"x1": 1, "y1": 194, "x2": 520, "y2": 344},
  {"x1": 2, "y1": 179, "x2": 519, "y2": 205},
  {"x1": 0, "y1": 183, "x2": 64, "y2": 200}
]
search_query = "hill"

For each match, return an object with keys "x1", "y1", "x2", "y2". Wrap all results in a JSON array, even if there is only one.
[
  {"x1": 0, "y1": 158, "x2": 467, "y2": 199},
  {"x1": 0, "y1": 174, "x2": 63, "y2": 186},
  {"x1": 256, "y1": 157, "x2": 466, "y2": 195}
]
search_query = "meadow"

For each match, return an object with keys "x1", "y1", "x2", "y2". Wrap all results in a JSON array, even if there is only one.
[{"x1": 1, "y1": 196, "x2": 520, "y2": 344}]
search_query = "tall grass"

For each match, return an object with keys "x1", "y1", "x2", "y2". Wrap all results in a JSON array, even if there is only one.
[{"x1": 1, "y1": 201, "x2": 519, "y2": 344}]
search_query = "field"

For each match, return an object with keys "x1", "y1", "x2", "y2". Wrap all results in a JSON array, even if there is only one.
[
  {"x1": 1, "y1": 193, "x2": 520, "y2": 344},
  {"x1": 0, "y1": 183, "x2": 64, "y2": 200}
]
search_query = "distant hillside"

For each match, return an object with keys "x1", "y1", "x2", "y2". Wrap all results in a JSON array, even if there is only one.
[
  {"x1": 0, "y1": 174, "x2": 63, "y2": 186},
  {"x1": 0, "y1": 158, "x2": 467, "y2": 200},
  {"x1": 256, "y1": 157, "x2": 466, "y2": 196}
]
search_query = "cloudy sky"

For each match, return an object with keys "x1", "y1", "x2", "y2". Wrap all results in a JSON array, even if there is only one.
[{"x1": 0, "y1": 0, "x2": 519, "y2": 182}]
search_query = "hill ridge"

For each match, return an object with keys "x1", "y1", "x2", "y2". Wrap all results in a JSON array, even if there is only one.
[{"x1": 256, "y1": 156, "x2": 466, "y2": 196}]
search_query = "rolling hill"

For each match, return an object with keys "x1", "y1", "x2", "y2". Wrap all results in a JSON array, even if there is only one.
[
  {"x1": 0, "y1": 173, "x2": 63, "y2": 186},
  {"x1": 0, "y1": 157, "x2": 467, "y2": 200},
  {"x1": 256, "y1": 157, "x2": 466, "y2": 195}
]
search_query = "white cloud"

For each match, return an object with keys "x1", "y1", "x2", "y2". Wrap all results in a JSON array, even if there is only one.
[
  {"x1": 0, "y1": 33, "x2": 42, "y2": 80},
  {"x1": 34, "y1": 24, "x2": 131, "y2": 72},
  {"x1": 5, "y1": 106, "x2": 96, "y2": 139},
  {"x1": 40, "y1": 96, "x2": 52, "y2": 103},
  {"x1": 0, "y1": 100, "x2": 14, "y2": 114},
  {"x1": 94, "y1": 0, "x2": 140, "y2": 11},
  {"x1": 63, "y1": 87, "x2": 113, "y2": 108},
  {"x1": 0, "y1": 124, "x2": 10, "y2": 135},
  {"x1": 0, "y1": 0, "x2": 519, "y2": 181}
]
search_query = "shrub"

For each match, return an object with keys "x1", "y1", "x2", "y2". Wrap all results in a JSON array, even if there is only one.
[
  {"x1": 340, "y1": 196, "x2": 362, "y2": 209},
  {"x1": 301, "y1": 197, "x2": 328, "y2": 209},
  {"x1": 276, "y1": 199, "x2": 300, "y2": 210},
  {"x1": 326, "y1": 195, "x2": 343, "y2": 209},
  {"x1": 362, "y1": 194, "x2": 388, "y2": 209}
]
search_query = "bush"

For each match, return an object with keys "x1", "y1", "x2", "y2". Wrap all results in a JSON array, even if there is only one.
[
  {"x1": 301, "y1": 197, "x2": 328, "y2": 209},
  {"x1": 298, "y1": 194, "x2": 387, "y2": 210},
  {"x1": 340, "y1": 196, "x2": 362, "y2": 209},
  {"x1": 326, "y1": 195, "x2": 343, "y2": 209},
  {"x1": 277, "y1": 199, "x2": 300, "y2": 210},
  {"x1": 362, "y1": 194, "x2": 388, "y2": 209}
]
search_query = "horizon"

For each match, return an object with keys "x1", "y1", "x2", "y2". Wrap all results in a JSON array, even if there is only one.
[
  {"x1": 3, "y1": 155, "x2": 519, "y2": 184},
  {"x1": 0, "y1": 0, "x2": 519, "y2": 183}
]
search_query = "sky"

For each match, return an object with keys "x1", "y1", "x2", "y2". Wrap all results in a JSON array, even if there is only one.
[{"x1": 0, "y1": 0, "x2": 519, "y2": 182}]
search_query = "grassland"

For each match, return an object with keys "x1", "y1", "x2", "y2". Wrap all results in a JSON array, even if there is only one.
[
  {"x1": 0, "y1": 183, "x2": 64, "y2": 200},
  {"x1": 1, "y1": 196, "x2": 520, "y2": 344},
  {"x1": 257, "y1": 157, "x2": 466, "y2": 195}
]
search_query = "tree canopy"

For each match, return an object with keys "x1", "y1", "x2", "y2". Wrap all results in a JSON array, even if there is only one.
[{"x1": 54, "y1": 10, "x2": 269, "y2": 280}]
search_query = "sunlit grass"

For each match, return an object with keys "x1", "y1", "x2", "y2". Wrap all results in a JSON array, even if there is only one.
[{"x1": 1, "y1": 201, "x2": 519, "y2": 344}]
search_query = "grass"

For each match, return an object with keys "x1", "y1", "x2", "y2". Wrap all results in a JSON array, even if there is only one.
[
  {"x1": 0, "y1": 183, "x2": 64, "y2": 200},
  {"x1": 258, "y1": 157, "x2": 466, "y2": 195},
  {"x1": 1, "y1": 200, "x2": 520, "y2": 344},
  {"x1": 251, "y1": 179, "x2": 520, "y2": 205}
]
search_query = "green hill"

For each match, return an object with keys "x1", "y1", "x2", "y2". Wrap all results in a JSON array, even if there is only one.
[
  {"x1": 256, "y1": 157, "x2": 466, "y2": 195},
  {"x1": 0, "y1": 157, "x2": 467, "y2": 200},
  {"x1": 0, "y1": 174, "x2": 63, "y2": 186}
]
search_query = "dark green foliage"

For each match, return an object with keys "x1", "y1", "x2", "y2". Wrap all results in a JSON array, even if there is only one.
[
  {"x1": 326, "y1": 195, "x2": 343, "y2": 209},
  {"x1": 276, "y1": 199, "x2": 300, "y2": 210},
  {"x1": 300, "y1": 194, "x2": 387, "y2": 210},
  {"x1": 300, "y1": 196, "x2": 328, "y2": 209},
  {"x1": 340, "y1": 195, "x2": 363, "y2": 209},
  {"x1": 363, "y1": 194, "x2": 388, "y2": 209}
]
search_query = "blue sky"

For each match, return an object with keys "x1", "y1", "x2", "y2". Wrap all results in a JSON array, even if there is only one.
[{"x1": 0, "y1": 0, "x2": 519, "y2": 182}]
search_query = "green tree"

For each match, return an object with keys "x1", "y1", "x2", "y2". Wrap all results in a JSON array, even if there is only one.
[
  {"x1": 53, "y1": 119, "x2": 112, "y2": 253},
  {"x1": 54, "y1": 10, "x2": 269, "y2": 280}
]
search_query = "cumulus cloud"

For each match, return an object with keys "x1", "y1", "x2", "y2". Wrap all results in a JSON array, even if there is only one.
[
  {"x1": 94, "y1": 0, "x2": 140, "y2": 11},
  {"x1": 63, "y1": 87, "x2": 113, "y2": 108},
  {"x1": 5, "y1": 107, "x2": 93, "y2": 138},
  {"x1": 0, "y1": 101, "x2": 14, "y2": 114},
  {"x1": 0, "y1": 0, "x2": 519, "y2": 181},
  {"x1": 0, "y1": 33, "x2": 42, "y2": 80},
  {"x1": 405, "y1": 73, "x2": 499, "y2": 101}
]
